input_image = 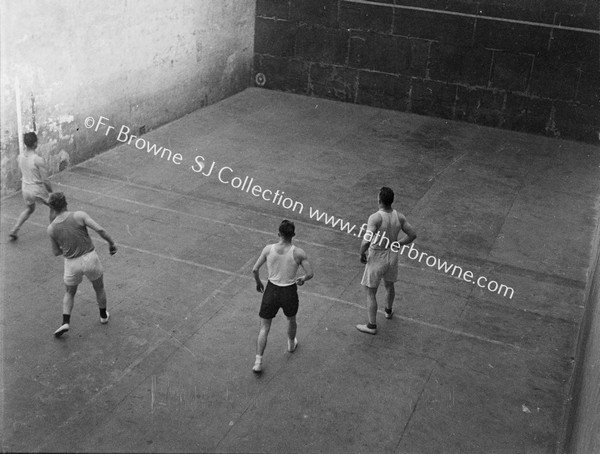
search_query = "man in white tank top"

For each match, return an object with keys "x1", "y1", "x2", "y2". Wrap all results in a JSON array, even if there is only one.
[
  {"x1": 9, "y1": 132, "x2": 54, "y2": 241},
  {"x1": 251, "y1": 220, "x2": 313, "y2": 373},
  {"x1": 357, "y1": 187, "x2": 417, "y2": 335}
]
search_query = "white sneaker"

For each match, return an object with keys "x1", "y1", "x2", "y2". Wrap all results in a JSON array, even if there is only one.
[
  {"x1": 54, "y1": 323, "x2": 69, "y2": 337},
  {"x1": 356, "y1": 324, "x2": 377, "y2": 335},
  {"x1": 252, "y1": 360, "x2": 262, "y2": 373},
  {"x1": 100, "y1": 311, "x2": 110, "y2": 324},
  {"x1": 287, "y1": 338, "x2": 298, "y2": 353}
]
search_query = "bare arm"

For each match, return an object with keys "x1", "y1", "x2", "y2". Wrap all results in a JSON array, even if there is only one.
[
  {"x1": 36, "y1": 156, "x2": 52, "y2": 194},
  {"x1": 398, "y1": 215, "x2": 417, "y2": 246},
  {"x1": 252, "y1": 246, "x2": 270, "y2": 292},
  {"x1": 47, "y1": 225, "x2": 62, "y2": 256},
  {"x1": 294, "y1": 248, "x2": 313, "y2": 285},
  {"x1": 50, "y1": 236, "x2": 62, "y2": 256},
  {"x1": 359, "y1": 213, "x2": 381, "y2": 262},
  {"x1": 77, "y1": 211, "x2": 117, "y2": 255}
]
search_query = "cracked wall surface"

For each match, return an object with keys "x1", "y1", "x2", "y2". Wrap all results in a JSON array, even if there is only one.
[{"x1": 0, "y1": 0, "x2": 256, "y2": 196}]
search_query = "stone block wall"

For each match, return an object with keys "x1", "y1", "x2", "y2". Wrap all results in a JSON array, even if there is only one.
[{"x1": 254, "y1": 0, "x2": 600, "y2": 143}]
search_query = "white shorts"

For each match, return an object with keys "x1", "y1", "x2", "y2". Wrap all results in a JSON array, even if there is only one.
[
  {"x1": 64, "y1": 250, "x2": 104, "y2": 286},
  {"x1": 361, "y1": 249, "x2": 399, "y2": 288},
  {"x1": 22, "y1": 183, "x2": 49, "y2": 206}
]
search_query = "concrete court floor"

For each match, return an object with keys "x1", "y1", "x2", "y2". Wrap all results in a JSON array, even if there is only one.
[{"x1": 1, "y1": 87, "x2": 599, "y2": 453}]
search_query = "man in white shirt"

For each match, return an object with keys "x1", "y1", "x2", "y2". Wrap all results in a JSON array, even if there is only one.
[
  {"x1": 9, "y1": 132, "x2": 54, "y2": 240},
  {"x1": 251, "y1": 220, "x2": 314, "y2": 373},
  {"x1": 357, "y1": 187, "x2": 417, "y2": 335}
]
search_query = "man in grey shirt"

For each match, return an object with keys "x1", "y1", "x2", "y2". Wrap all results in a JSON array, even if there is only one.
[{"x1": 47, "y1": 192, "x2": 117, "y2": 337}]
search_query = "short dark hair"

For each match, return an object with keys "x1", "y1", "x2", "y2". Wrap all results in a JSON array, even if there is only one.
[
  {"x1": 379, "y1": 187, "x2": 394, "y2": 206},
  {"x1": 279, "y1": 220, "x2": 295, "y2": 239},
  {"x1": 48, "y1": 192, "x2": 67, "y2": 212},
  {"x1": 23, "y1": 132, "x2": 38, "y2": 148}
]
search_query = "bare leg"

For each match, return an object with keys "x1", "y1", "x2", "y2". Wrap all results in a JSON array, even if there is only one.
[
  {"x1": 366, "y1": 286, "x2": 378, "y2": 325},
  {"x1": 256, "y1": 318, "x2": 272, "y2": 357},
  {"x1": 55, "y1": 284, "x2": 77, "y2": 337},
  {"x1": 91, "y1": 275, "x2": 107, "y2": 310},
  {"x1": 40, "y1": 198, "x2": 56, "y2": 223},
  {"x1": 356, "y1": 286, "x2": 379, "y2": 334},
  {"x1": 10, "y1": 203, "x2": 35, "y2": 238},
  {"x1": 287, "y1": 316, "x2": 297, "y2": 352},
  {"x1": 253, "y1": 318, "x2": 272, "y2": 372},
  {"x1": 63, "y1": 285, "x2": 78, "y2": 316},
  {"x1": 91, "y1": 275, "x2": 109, "y2": 323},
  {"x1": 287, "y1": 316, "x2": 297, "y2": 342},
  {"x1": 383, "y1": 280, "x2": 395, "y2": 312}
]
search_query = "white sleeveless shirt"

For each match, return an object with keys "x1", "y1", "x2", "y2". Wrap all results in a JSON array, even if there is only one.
[
  {"x1": 19, "y1": 152, "x2": 43, "y2": 186},
  {"x1": 267, "y1": 244, "x2": 299, "y2": 287},
  {"x1": 370, "y1": 209, "x2": 402, "y2": 251}
]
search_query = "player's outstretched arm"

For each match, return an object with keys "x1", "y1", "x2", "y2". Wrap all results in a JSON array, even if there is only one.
[
  {"x1": 252, "y1": 245, "x2": 269, "y2": 292},
  {"x1": 295, "y1": 248, "x2": 313, "y2": 286},
  {"x1": 77, "y1": 211, "x2": 117, "y2": 255}
]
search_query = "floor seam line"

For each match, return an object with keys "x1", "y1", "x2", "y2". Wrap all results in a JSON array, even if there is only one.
[
  {"x1": 32, "y1": 257, "x2": 253, "y2": 451},
  {"x1": 394, "y1": 365, "x2": 436, "y2": 453},
  {"x1": 2, "y1": 220, "x2": 531, "y2": 351}
]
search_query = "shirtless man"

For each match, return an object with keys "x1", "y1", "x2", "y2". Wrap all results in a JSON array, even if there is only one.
[
  {"x1": 47, "y1": 192, "x2": 117, "y2": 337},
  {"x1": 9, "y1": 132, "x2": 53, "y2": 240},
  {"x1": 252, "y1": 220, "x2": 314, "y2": 373},
  {"x1": 357, "y1": 187, "x2": 417, "y2": 335}
]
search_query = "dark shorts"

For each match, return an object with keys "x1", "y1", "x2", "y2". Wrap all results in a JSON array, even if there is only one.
[{"x1": 259, "y1": 281, "x2": 299, "y2": 319}]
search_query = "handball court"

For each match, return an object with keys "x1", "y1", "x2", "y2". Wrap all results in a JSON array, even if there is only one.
[{"x1": 2, "y1": 88, "x2": 599, "y2": 453}]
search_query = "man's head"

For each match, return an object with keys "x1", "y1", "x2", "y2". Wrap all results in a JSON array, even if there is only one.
[
  {"x1": 379, "y1": 186, "x2": 394, "y2": 207},
  {"x1": 48, "y1": 192, "x2": 68, "y2": 213},
  {"x1": 278, "y1": 219, "x2": 296, "y2": 240},
  {"x1": 23, "y1": 132, "x2": 38, "y2": 149}
]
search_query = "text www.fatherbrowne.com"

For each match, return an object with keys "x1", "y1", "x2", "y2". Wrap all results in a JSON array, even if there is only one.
[
  {"x1": 84, "y1": 115, "x2": 515, "y2": 300},
  {"x1": 308, "y1": 207, "x2": 515, "y2": 300}
]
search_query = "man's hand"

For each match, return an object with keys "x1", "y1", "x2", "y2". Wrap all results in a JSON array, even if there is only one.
[
  {"x1": 256, "y1": 281, "x2": 264, "y2": 293},
  {"x1": 296, "y1": 276, "x2": 305, "y2": 286},
  {"x1": 360, "y1": 252, "x2": 368, "y2": 264},
  {"x1": 109, "y1": 244, "x2": 117, "y2": 255}
]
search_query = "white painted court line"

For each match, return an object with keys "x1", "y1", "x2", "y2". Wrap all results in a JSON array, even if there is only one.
[
  {"x1": 124, "y1": 243, "x2": 525, "y2": 351},
  {"x1": 54, "y1": 181, "x2": 362, "y2": 256},
  {"x1": 343, "y1": 0, "x2": 600, "y2": 35},
  {"x1": 57, "y1": 172, "x2": 340, "y2": 233},
  {"x1": 301, "y1": 290, "x2": 524, "y2": 351},
  {"x1": 4, "y1": 216, "x2": 523, "y2": 352},
  {"x1": 52, "y1": 179, "x2": 466, "y2": 281},
  {"x1": 33, "y1": 254, "x2": 257, "y2": 451}
]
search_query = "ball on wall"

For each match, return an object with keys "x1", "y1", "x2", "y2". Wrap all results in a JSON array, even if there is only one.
[{"x1": 255, "y1": 73, "x2": 266, "y2": 87}]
